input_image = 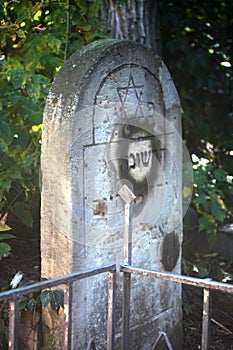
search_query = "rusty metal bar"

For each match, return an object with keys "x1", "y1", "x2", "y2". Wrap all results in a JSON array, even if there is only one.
[
  {"x1": 124, "y1": 202, "x2": 133, "y2": 265},
  {"x1": 8, "y1": 299, "x2": 19, "y2": 350},
  {"x1": 122, "y1": 202, "x2": 133, "y2": 350},
  {"x1": 67, "y1": 282, "x2": 73, "y2": 350},
  {"x1": 120, "y1": 265, "x2": 233, "y2": 293},
  {"x1": 0, "y1": 264, "x2": 116, "y2": 302},
  {"x1": 118, "y1": 185, "x2": 135, "y2": 350},
  {"x1": 202, "y1": 288, "x2": 211, "y2": 350},
  {"x1": 122, "y1": 201, "x2": 133, "y2": 350},
  {"x1": 122, "y1": 272, "x2": 131, "y2": 350},
  {"x1": 107, "y1": 270, "x2": 116, "y2": 350},
  {"x1": 120, "y1": 264, "x2": 233, "y2": 350},
  {"x1": 0, "y1": 264, "x2": 116, "y2": 350}
]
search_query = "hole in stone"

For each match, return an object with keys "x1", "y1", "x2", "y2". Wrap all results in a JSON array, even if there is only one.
[{"x1": 147, "y1": 102, "x2": 154, "y2": 110}]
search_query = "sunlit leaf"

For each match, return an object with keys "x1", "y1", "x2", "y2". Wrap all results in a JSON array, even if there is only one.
[
  {"x1": 33, "y1": 10, "x2": 42, "y2": 21},
  {"x1": 32, "y1": 124, "x2": 42, "y2": 133},
  {"x1": 5, "y1": 69, "x2": 27, "y2": 89},
  {"x1": 220, "y1": 61, "x2": 231, "y2": 67},
  {"x1": 0, "y1": 222, "x2": 12, "y2": 232}
]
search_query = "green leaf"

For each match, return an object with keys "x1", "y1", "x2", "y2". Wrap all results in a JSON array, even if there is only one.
[
  {"x1": 213, "y1": 168, "x2": 228, "y2": 182},
  {"x1": 53, "y1": 289, "x2": 64, "y2": 309},
  {"x1": 19, "y1": 295, "x2": 30, "y2": 310},
  {"x1": 89, "y1": 0, "x2": 102, "y2": 16},
  {"x1": 0, "y1": 242, "x2": 11, "y2": 260},
  {"x1": 27, "y1": 298, "x2": 37, "y2": 312},
  {"x1": 194, "y1": 192, "x2": 208, "y2": 206},
  {"x1": 0, "y1": 120, "x2": 12, "y2": 146},
  {"x1": 12, "y1": 201, "x2": 33, "y2": 227},
  {"x1": 210, "y1": 201, "x2": 225, "y2": 223},
  {"x1": 0, "y1": 225, "x2": 12, "y2": 232},
  {"x1": 40, "y1": 289, "x2": 64, "y2": 314},
  {"x1": 18, "y1": 7, "x2": 35, "y2": 23},
  {"x1": 46, "y1": 34, "x2": 62, "y2": 54},
  {"x1": 0, "y1": 233, "x2": 14, "y2": 239},
  {"x1": 40, "y1": 290, "x2": 51, "y2": 308},
  {"x1": 77, "y1": 0, "x2": 87, "y2": 13},
  {"x1": 17, "y1": 29, "x2": 27, "y2": 40},
  {"x1": 5, "y1": 69, "x2": 27, "y2": 89},
  {"x1": 49, "y1": 289, "x2": 64, "y2": 313},
  {"x1": 17, "y1": 132, "x2": 31, "y2": 151},
  {"x1": 198, "y1": 213, "x2": 215, "y2": 232}
]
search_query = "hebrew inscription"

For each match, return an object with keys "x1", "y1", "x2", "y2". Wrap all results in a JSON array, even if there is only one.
[
  {"x1": 128, "y1": 149, "x2": 160, "y2": 169},
  {"x1": 94, "y1": 64, "x2": 164, "y2": 214}
]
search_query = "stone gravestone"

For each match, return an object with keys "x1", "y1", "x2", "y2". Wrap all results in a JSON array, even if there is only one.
[{"x1": 41, "y1": 40, "x2": 183, "y2": 349}]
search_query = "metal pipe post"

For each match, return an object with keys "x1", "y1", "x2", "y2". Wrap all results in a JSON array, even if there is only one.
[
  {"x1": 8, "y1": 299, "x2": 19, "y2": 350},
  {"x1": 117, "y1": 184, "x2": 136, "y2": 350},
  {"x1": 107, "y1": 270, "x2": 116, "y2": 350},
  {"x1": 202, "y1": 287, "x2": 211, "y2": 350}
]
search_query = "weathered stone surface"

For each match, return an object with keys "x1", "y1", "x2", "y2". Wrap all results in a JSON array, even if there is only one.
[{"x1": 41, "y1": 39, "x2": 183, "y2": 349}]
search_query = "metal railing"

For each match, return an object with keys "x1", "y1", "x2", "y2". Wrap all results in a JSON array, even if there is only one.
[
  {"x1": 120, "y1": 263, "x2": 233, "y2": 350},
  {"x1": 1, "y1": 184, "x2": 232, "y2": 350},
  {"x1": 0, "y1": 264, "x2": 116, "y2": 350},
  {"x1": 1, "y1": 262, "x2": 233, "y2": 350},
  {"x1": 117, "y1": 185, "x2": 233, "y2": 350}
]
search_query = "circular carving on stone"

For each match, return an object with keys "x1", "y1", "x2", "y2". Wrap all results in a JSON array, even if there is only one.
[{"x1": 161, "y1": 232, "x2": 180, "y2": 271}]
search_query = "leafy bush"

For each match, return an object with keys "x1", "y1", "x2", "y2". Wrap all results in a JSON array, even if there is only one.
[
  {"x1": 191, "y1": 154, "x2": 232, "y2": 245},
  {"x1": 0, "y1": 0, "x2": 104, "y2": 234}
]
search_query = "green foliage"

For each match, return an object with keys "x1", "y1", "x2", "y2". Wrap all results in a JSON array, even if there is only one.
[
  {"x1": 190, "y1": 154, "x2": 232, "y2": 245},
  {"x1": 160, "y1": 0, "x2": 233, "y2": 247},
  {"x1": 0, "y1": 0, "x2": 105, "y2": 232},
  {"x1": 0, "y1": 287, "x2": 64, "y2": 346},
  {"x1": 18, "y1": 288, "x2": 64, "y2": 314},
  {"x1": 19, "y1": 294, "x2": 38, "y2": 313},
  {"x1": 40, "y1": 288, "x2": 64, "y2": 314}
]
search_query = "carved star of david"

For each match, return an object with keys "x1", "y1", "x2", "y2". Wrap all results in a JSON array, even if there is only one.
[{"x1": 117, "y1": 75, "x2": 144, "y2": 118}]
